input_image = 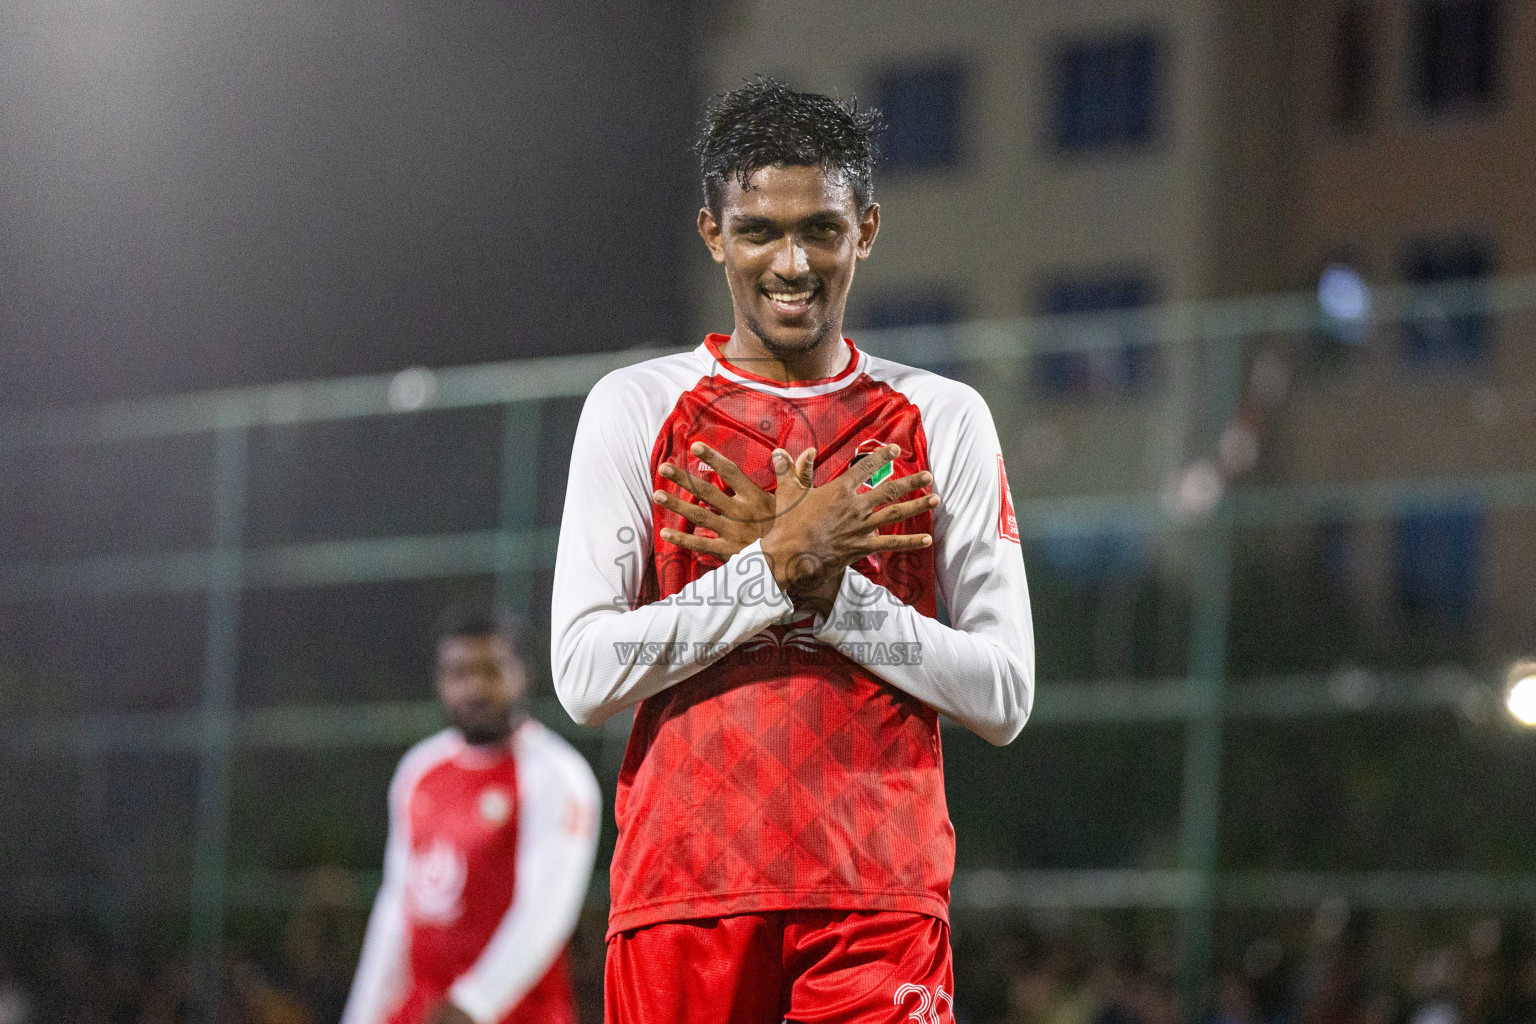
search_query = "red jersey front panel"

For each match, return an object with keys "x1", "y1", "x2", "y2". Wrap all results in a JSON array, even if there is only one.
[
  {"x1": 400, "y1": 749, "x2": 521, "y2": 994},
  {"x1": 608, "y1": 338, "x2": 954, "y2": 932}
]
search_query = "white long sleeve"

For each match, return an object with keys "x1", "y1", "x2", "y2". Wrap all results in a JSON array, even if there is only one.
[
  {"x1": 446, "y1": 723, "x2": 601, "y2": 1023},
  {"x1": 550, "y1": 361, "x2": 796, "y2": 727},
  {"x1": 812, "y1": 368, "x2": 1035, "y2": 745}
]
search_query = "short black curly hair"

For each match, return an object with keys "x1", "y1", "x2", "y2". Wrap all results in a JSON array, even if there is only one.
[{"x1": 696, "y1": 76, "x2": 884, "y2": 216}]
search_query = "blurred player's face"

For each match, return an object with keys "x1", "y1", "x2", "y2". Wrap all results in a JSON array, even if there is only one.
[
  {"x1": 698, "y1": 163, "x2": 879, "y2": 360},
  {"x1": 434, "y1": 634, "x2": 527, "y2": 745}
]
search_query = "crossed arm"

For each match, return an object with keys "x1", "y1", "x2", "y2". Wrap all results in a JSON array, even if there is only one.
[
  {"x1": 652, "y1": 440, "x2": 937, "y2": 614},
  {"x1": 549, "y1": 374, "x2": 1033, "y2": 741}
]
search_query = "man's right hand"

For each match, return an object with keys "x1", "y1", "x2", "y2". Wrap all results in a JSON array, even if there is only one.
[{"x1": 759, "y1": 443, "x2": 939, "y2": 601}]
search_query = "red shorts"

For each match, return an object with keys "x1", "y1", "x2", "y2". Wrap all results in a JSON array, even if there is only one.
[{"x1": 604, "y1": 910, "x2": 953, "y2": 1024}]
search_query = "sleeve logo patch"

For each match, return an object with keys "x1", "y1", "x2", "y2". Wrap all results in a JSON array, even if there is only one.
[{"x1": 997, "y1": 454, "x2": 1020, "y2": 543}]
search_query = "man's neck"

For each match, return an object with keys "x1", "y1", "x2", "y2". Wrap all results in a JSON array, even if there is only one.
[{"x1": 723, "y1": 325, "x2": 851, "y2": 384}]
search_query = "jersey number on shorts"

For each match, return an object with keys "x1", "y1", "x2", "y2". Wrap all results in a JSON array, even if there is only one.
[{"x1": 894, "y1": 982, "x2": 953, "y2": 1023}]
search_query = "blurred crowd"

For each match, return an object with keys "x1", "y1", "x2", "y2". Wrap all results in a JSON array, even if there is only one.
[
  {"x1": 0, "y1": 871, "x2": 362, "y2": 1024},
  {"x1": 957, "y1": 913, "x2": 1536, "y2": 1024},
  {"x1": 0, "y1": 868, "x2": 610, "y2": 1024},
  {"x1": 3, "y1": 895, "x2": 1535, "y2": 1024}
]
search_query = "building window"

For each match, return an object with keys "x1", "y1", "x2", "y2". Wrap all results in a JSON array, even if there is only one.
[
  {"x1": 1411, "y1": 0, "x2": 1500, "y2": 111},
  {"x1": 1051, "y1": 32, "x2": 1161, "y2": 152},
  {"x1": 1400, "y1": 236, "x2": 1492, "y2": 365},
  {"x1": 1032, "y1": 274, "x2": 1157, "y2": 398},
  {"x1": 1334, "y1": 3, "x2": 1373, "y2": 126},
  {"x1": 874, "y1": 64, "x2": 966, "y2": 170},
  {"x1": 1392, "y1": 507, "x2": 1483, "y2": 626}
]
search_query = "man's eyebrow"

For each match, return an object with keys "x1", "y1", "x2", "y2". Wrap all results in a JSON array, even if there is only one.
[
  {"x1": 802, "y1": 211, "x2": 846, "y2": 228},
  {"x1": 731, "y1": 215, "x2": 775, "y2": 230}
]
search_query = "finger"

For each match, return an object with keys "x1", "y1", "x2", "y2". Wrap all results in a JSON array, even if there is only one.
[
  {"x1": 653, "y1": 489, "x2": 743, "y2": 535},
  {"x1": 866, "y1": 493, "x2": 941, "y2": 528},
  {"x1": 853, "y1": 531, "x2": 934, "y2": 553},
  {"x1": 690, "y1": 442, "x2": 762, "y2": 498},
  {"x1": 658, "y1": 460, "x2": 737, "y2": 512},
  {"x1": 658, "y1": 527, "x2": 739, "y2": 560},
  {"x1": 771, "y1": 447, "x2": 803, "y2": 500},
  {"x1": 863, "y1": 470, "x2": 934, "y2": 509},
  {"x1": 842, "y1": 443, "x2": 900, "y2": 490},
  {"x1": 793, "y1": 446, "x2": 816, "y2": 489}
]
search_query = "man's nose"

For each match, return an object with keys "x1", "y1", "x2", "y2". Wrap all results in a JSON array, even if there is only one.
[{"x1": 770, "y1": 236, "x2": 810, "y2": 281}]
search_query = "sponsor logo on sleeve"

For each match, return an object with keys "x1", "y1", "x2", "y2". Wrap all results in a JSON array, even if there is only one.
[{"x1": 997, "y1": 454, "x2": 1020, "y2": 543}]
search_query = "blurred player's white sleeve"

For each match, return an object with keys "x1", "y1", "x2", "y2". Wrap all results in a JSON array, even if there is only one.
[
  {"x1": 813, "y1": 380, "x2": 1035, "y2": 745},
  {"x1": 550, "y1": 368, "x2": 795, "y2": 727},
  {"x1": 340, "y1": 760, "x2": 413, "y2": 1024},
  {"x1": 447, "y1": 723, "x2": 601, "y2": 1023}
]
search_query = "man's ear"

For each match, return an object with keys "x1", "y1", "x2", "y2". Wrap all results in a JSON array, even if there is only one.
[
  {"x1": 855, "y1": 202, "x2": 880, "y2": 260},
  {"x1": 698, "y1": 207, "x2": 726, "y2": 264}
]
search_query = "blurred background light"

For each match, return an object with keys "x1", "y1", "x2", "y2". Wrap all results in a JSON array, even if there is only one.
[
  {"x1": 386, "y1": 366, "x2": 437, "y2": 412},
  {"x1": 1508, "y1": 662, "x2": 1536, "y2": 727},
  {"x1": 1164, "y1": 458, "x2": 1224, "y2": 519},
  {"x1": 1317, "y1": 264, "x2": 1371, "y2": 326}
]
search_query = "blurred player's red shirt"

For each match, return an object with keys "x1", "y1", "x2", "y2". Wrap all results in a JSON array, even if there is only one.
[
  {"x1": 551, "y1": 336, "x2": 1034, "y2": 937},
  {"x1": 341, "y1": 720, "x2": 601, "y2": 1024}
]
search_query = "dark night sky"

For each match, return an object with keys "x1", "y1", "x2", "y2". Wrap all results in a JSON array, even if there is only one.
[{"x1": 0, "y1": 0, "x2": 699, "y2": 408}]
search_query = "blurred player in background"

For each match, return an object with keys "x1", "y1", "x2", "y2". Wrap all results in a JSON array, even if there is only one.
[
  {"x1": 341, "y1": 606, "x2": 601, "y2": 1024},
  {"x1": 551, "y1": 78, "x2": 1034, "y2": 1022}
]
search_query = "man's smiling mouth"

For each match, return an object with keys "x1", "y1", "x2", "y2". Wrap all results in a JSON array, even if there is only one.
[{"x1": 761, "y1": 283, "x2": 820, "y2": 315}]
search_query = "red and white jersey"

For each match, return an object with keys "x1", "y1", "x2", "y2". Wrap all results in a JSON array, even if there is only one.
[
  {"x1": 550, "y1": 334, "x2": 1034, "y2": 937},
  {"x1": 340, "y1": 719, "x2": 601, "y2": 1024}
]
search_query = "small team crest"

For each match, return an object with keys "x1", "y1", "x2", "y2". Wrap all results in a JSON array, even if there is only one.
[
  {"x1": 854, "y1": 438, "x2": 898, "y2": 491},
  {"x1": 478, "y1": 787, "x2": 511, "y2": 825}
]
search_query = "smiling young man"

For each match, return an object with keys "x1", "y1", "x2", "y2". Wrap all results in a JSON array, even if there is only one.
[{"x1": 550, "y1": 78, "x2": 1035, "y2": 1022}]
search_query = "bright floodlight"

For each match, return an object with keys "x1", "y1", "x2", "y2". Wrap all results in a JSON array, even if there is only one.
[
  {"x1": 1318, "y1": 264, "x2": 1370, "y2": 324},
  {"x1": 1508, "y1": 664, "x2": 1536, "y2": 727}
]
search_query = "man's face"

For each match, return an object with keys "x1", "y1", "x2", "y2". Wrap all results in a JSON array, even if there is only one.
[
  {"x1": 698, "y1": 163, "x2": 879, "y2": 358},
  {"x1": 434, "y1": 634, "x2": 526, "y2": 745}
]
